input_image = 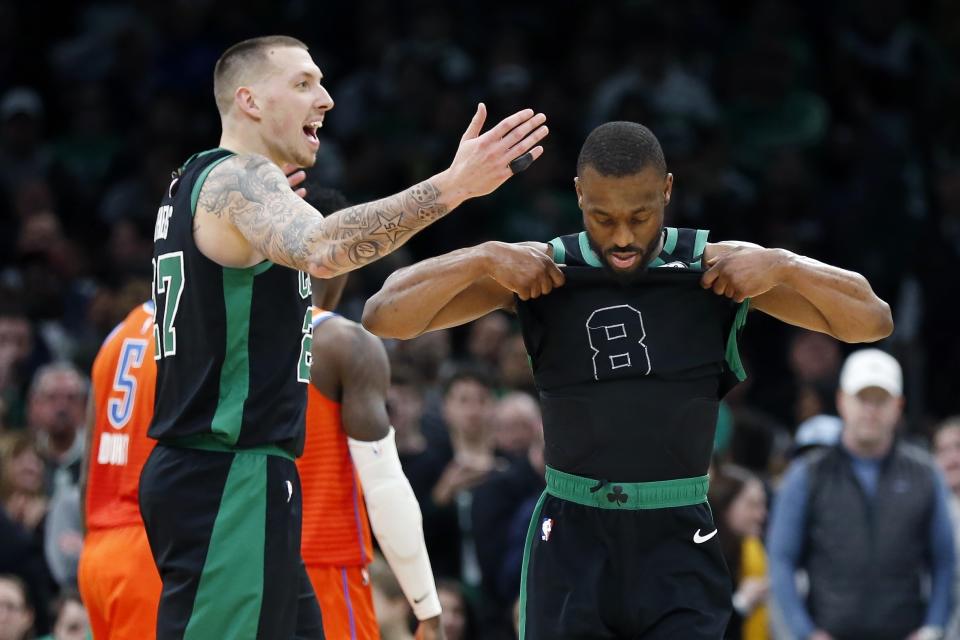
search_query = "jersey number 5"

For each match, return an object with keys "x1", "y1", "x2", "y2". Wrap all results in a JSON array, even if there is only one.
[
  {"x1": 152, "y1": 251, "x2": 185, "y2": 360},
  {"x1": 109, "y1": 338, "x2": 148, "y2": 428}
]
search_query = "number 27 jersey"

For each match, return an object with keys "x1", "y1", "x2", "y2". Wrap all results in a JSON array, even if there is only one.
[{"x1": 150, "y1": 148, "x2": 313, "y2": 454}]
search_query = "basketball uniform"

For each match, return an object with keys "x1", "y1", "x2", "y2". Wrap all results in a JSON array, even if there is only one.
[
  {"x1": 298, "y1": 310, "x2": 379, "y2": 640},
  {"x1": 516, "y1": 228, "x2": 748, "y2": 639},
  {"x1": 79, "y1": 301, "x2": 161, "y2": 640},
  {"x1": 139, "y1": 148, "x2": 322, "y2": 639}
]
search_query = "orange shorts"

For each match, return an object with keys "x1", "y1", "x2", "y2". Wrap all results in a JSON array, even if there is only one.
[
  {"x1": 306, "y1": 564, "x2": 380, "y2": 640},
  {"x1": 78, "y1": 525, "x2": 161, "y2": 640}
]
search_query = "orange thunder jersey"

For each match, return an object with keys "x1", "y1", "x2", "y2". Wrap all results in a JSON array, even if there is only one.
[
  {"x1": 85, "y1": 302, "x2": 157, "y2": 531},
  {"x1": 298, "y1": 310, "x2": 375, "y2": 568}
]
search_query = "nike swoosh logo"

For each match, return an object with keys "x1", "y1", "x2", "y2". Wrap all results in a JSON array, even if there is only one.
[
  {"x1": 285, "y1": 481, "x2": 293, "y2": 503},
  {"x1": 413, "y1": 593, "x2": 429, "y2": 604},
  {"x1": 693, "y1": 528, "x2": 717, "y2": 544}
]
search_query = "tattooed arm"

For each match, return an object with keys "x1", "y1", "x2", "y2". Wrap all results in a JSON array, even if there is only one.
[
  {"x1": 195, "y1": 104, "x2": 549, "y2": 277},
  {"x1": 197, "y1": 154, "x2": 448, "y2": 275}
]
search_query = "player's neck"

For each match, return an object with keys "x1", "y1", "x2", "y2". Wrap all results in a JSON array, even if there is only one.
[{"x1": 219, "y1": 124, "x2": 282, "y2": 166}]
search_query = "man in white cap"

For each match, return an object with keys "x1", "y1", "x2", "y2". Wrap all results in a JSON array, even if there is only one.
[{"x1": 768, "y1": 349, "x2": 955, "y2": 640}]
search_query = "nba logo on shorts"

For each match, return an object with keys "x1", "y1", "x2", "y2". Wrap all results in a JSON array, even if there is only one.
[{"x1": 540, "y1": 517, "x2": 554, "y2": 541}]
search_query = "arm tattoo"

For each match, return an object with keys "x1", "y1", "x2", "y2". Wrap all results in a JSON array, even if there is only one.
[{"x1": 197, "y1": 155, "x2": 449, "y2": 275}]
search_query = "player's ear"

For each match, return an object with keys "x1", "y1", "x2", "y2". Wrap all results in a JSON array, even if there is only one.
[
  {"x1": 663, "y1": 173, "x2": 673, "y2": 206},
  {"x1": 574, "y1": 177, "x2": 583, "y2": 208},
  {"x1": 235, "y1": 86, "x2": 261, "y2": 120}
]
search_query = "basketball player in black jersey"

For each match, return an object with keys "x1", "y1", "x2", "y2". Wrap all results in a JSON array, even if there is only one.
[
  {"x1": 362, "y1": 122, "x2": 893, "y2": 639},
  {"x1": 139, "y1": 35, "x2": 547, "y2": 639}
]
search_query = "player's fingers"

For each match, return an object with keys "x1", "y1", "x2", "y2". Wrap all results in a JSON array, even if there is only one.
[
  {"x1": 711, "y1": 277, "x2": 729, "y2": 297},
  {"x1": 701, "y1": 265, "x2": 720, "y2": 288},
  {"x1": 293, "y1": 187, "x2": 307, "y2": 198},
  {"x1": 500, "y1": 113, "x2": 547, "y2": 150},
  {"x1": 547, "y1": 262, "x2": 565, "y2": 287},
  {"x1": 286, "y1": 169, "x2": 306, "y2": 189},
  {"x1": 507, "y1": 126, "x2": 549, "y2": 164},
  {"x1": 488, "y1": 108, "x2": 536, "y2": 140},
  {"x1": 460, "y1": 103, "x2": 487, "y2": 142}
]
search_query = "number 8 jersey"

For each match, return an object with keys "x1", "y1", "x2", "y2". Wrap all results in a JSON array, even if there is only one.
[
  {"x1": 150, "y1": 148, "x2": 312, "y2": 456},
  {"x1": 515, "y1": 228, "x2": 749, "y2": 482}
]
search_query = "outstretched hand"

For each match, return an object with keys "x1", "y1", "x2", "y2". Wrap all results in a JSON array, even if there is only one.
[
  {"x1": 700, "y1": 246, "x2": 788, "y2": 303},
  {"x1": 446, "y1": 104, "x2": 549, "y2": 200}
]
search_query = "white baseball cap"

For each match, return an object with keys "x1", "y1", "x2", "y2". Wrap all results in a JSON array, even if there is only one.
[
  {"x1": 794, "y1": 414, "x2": 843, "y2": 450},
  {"x1": 839, "y1": 348, "x2": 902, "y2": 397}
]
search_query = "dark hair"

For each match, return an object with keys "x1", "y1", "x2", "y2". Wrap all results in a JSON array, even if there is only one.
[
  {"x1": 390, "y1": 361, "x2": 424, "y2": 389},
  {"x1": 213, "y1": 35, "x2": 309, "y2": 114},
  {"x1": 576, "y1": 121, "x2": 666, "y2": 177},
  {"x1": 49, "y1": 588, "x2": 83, "y2": 621},
  {"x1": 441, "y1": 362, "x2": 496, "y2": 398},
  {"x1": 934, "y1": 416, "x2": 960, "y2": 442}
]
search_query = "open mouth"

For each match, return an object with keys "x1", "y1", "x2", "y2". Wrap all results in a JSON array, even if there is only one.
[
  {"x1": 302, "y1": 120, "x2": 322, "y2": 147},
  {"x1": 608, "y1": 252, "x2": 638, "y2": 269}
]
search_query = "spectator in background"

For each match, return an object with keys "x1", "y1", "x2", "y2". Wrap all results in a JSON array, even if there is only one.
[
  {"x1": 471, "y1": 392, "x2": 545, "y2": 636},
  {"x1": 389, "y1": 363, "x2": 451, "y2": 520},
  {"x1": 768, "y1": 349, "x2": 954, "y2": 640},
  {"x1": 436, "y1": 578, "x2": 477, "y2": 640},
  {"x1": 709, "y1": 465, "x2": 771, "y2": 640},
  {"x1": 0, "y1": 437, "x2": 52, "y2": 635},
  {"x1": 466, "y1": 312, "x2": 510, "y2": 372},
  {"x1": 787, "y1": 331, "x2": 842, "y2": 427},
  {"x1": 496, "y1": 332, "x2": 535, "y2": 397},
  {"x1": 368, "y1": 553, "x2": 414, "y2": 640},
  {"x1": 0, "y1": 87, "x2": 54, "y2": 199},
  {"x1": 0, "y1": 299, "x2": 39, "y2": 429},
  {"x1": 490, "y1": 391, "x2": 541, "y2": 458},
  {"x1": 25, "y1": 364, "x2": 87, "y2": 492},
  {"x1": 0, "y1": 433, "x2": 48, "y2": 534},
  {"x1": 791, "y1": 414, "x2": 842, "y2": 459},
  {"x1": 932, "y1": 416, "x2": 960, "y2": 640},
  {"x1": 425, "y1": 366, "x2": 503, "y2": 582},
  {"x1": 0, "y1": 573, "x2": 34, "y2": 640},
  {"x1": 36, "y1": 590, "x2": 88, "y2": 640}
]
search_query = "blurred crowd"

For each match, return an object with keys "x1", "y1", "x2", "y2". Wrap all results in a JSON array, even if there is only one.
[{"x1": 1, "y1": 0, "x2": 960, "y2": 638}]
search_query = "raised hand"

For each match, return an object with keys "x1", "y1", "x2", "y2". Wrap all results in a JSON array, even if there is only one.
[{"x1": 445, "y1": 104, "x2": 549, "y2": 201}]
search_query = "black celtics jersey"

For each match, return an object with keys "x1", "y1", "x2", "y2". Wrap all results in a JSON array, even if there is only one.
[
  {"x1": 150, "y1": 148, "x2": 312, "y2": 454},
  {"x1": 516, "y1": 227, "x2": 748, "y2": 482}
]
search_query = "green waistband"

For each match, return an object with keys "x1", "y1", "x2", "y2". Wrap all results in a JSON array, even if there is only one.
[
  {"x1": 545, "y1": 466, "x2": 709, "y2": 510},
  {"x1": 161, "y1": 434, "x2": 295, "y2": 461}
]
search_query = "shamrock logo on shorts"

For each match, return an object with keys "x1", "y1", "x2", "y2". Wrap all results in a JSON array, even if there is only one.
[{"x1": 607, "y1": 485, "x2": 628, "y2": 505}]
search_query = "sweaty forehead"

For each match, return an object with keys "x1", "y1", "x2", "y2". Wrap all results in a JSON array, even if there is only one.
[{"x1": 580, "y1": 169, "x2": 663, "y2": 209}]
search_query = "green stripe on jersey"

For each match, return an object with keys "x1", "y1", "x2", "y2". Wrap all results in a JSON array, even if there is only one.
[
  {"x1": 211, "y1": 262, "x2": 272, "y2": 445},
  {"x1": 190, "y1": 152, "x2": 234, "y2": 216},
  {"x1": 548, "y1": 237, "x2": 566, "y2": 264},
  {"x1": 691, "y1": 228, "x2": 710, "y2": 269},
  {"x1": 725, "y1": 299, "x2": 750, "y2": 381},
  {"x1": 662, "y1": 226, "x2": 678, "y2": 255},
  {"x1": 518, "y1": 490, "x2": 547, "y2": 640},
  {"x1": 183, "y1": 453, "x2": 266, "y2": 640},
  {"x1": 577, "y1": 232, "x2": 604, "y2": 267}
]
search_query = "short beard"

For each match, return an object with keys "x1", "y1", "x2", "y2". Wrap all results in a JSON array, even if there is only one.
[{"x1": 587, "y1": 224, "x2": 664, "y2": 285}]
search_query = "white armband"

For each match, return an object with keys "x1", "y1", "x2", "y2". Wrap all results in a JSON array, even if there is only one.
[{"x1": 349, "y1": 427, "x2": 441, "y2": 620}]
